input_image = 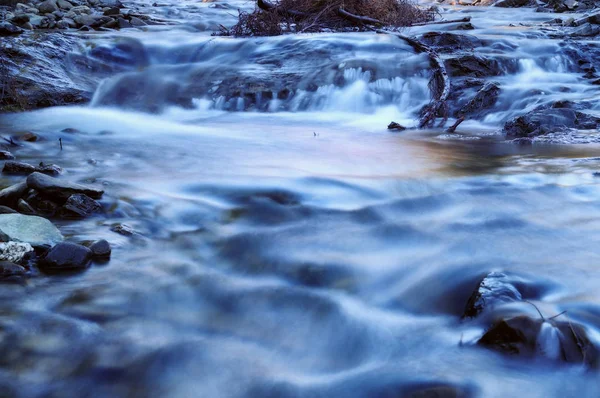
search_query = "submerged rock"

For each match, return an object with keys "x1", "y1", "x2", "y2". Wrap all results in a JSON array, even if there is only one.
[
  {"x1": 0, "y1": 261, "x2": 26, "y2": 279},
  {"x1": 0, "y1": 214, "x2": 63, "y2": 247},
  {"x1": 27, "y1": 172, "x2": 104, "y2": 202},
  {"x1": 445, "y1": 55, "x2": 503, "y2": 78},
  {"x1": 111, "y1": 223, "x2": 134, "y2": 236},
  {"x1": 39, "y1": 242, "x2": 92, "y2": 271},
  {"x1": 0, "y1": 151, "x2": 15, "y2": 160},
  {"x1": 458, "y1": 82, "x2": 500, "y2": 118},
  {"x1": 463, "y1": 272, "x2": 522, "y2": 318},
  {"x1": 0, "y1": 22, "x2": 23, "y2": 36},
  {"x1": 420, "y1": 32, "x2": 482, "y2": 53}
]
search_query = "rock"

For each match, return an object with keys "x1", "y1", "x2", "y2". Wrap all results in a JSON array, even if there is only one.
[
  {"x1": 0, "y1": 206, "x2": 17, "y2": 214},
  {"x1": 0, "y1": 241, "x2": 34, "y2": 264},
  {"x1": 0, "y1": 22, "x2": 23, "y2": 36},
  {"x1": 69, "y1": 5, "x2": 92, "y2": 15},
  {"x1": 57, "y1": 0, "x2": 73, "y2": 10},
  {"x1": 458, "y1": 82, "x2": 500, "y2": 118},
  {"x1": 39, "y1": 242, "x2": 92, "y2": 271},
  {"x1": 0, "y1": 151, "x2": 15, "y2": 160},
  {"x1": 494, "y1": 0, "x2": 531, "y2": 7},
  {"x1": 10, "y1": 14, "x2": 31, "y2": 25},
  {"x1": 420, "y1": 32, "x2": 482, "y2": 53},
  {"x1": 129, "y1": 16, "x2": 146, "y2": 26},
  {"x1": 21, "y1": 132, "x2": 38, "y2": 142},
  {"x1": 103, "y1": 7, "x2": 120, "y2": 16},
  {"x1": 74, "y1": 14, "x2": 98, "y2": 26},
  {"x1": 571, "y1": 23, "x2": 600, "y2": 37},
  {"x1": 0, "y1": 214, "x2": 63, "y2": 246},
  {"x1": 503, "y1": 108, "x2": 600, "y2": 138},
  {"x1": 17, "y1": 199, "x2": 37, "y2": 215},
  {"x1": 38, "y1": 0, "x2": 59, "y2": 14},
  {"x1": 26, "y1": 172, "x2": 104, "y2": 202},
  {"x1": 36, "y1": 163, "x2": 62, "y2": 176},
  {"x1": 23, "y1": 191, "x2": 59, "y2": 217},
  {"x1": 463, "y1": 272, "x2": 522, "y2": 318},
  {"x1": 60, "y1": 194, "x2": 101, "y2": 218},
  {"x1": 478, "y1": 315, "x2": 599, "y2": 367},
  {"x1": 117, "y1": 17, "x2": 132, "y2": 28},
  {"x1": 445, "y1": 55, "x2": 502, "y2": 78},
  {"x1": 2, "y1": 161, "x2": 36, "y2": 175},
  {"x1": 0, "y1": 261, "x2": 26, "y2": 279},
  {"x1": 89, "y1": 239, "x2": 111, "y2": 258},
  {"x1": 0, "y1": 182, "x2": 28, "y2": 208},
  {"x1": 574, "y1": 12, "x2": 600, "y2": 26},
  {"x1": 111, "y1": 223, "x2": 134, "y2": 236}
]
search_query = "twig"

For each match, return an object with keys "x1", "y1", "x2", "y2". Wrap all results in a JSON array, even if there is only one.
[
  {"x1": 548, "y1": 310, "x2": 567, "y2": 321},
  {"x1": 59, "y1": 138, "x2": 63, "y2": 151},
  {"x1": 446, "y1": 116, "x2": 464, "y2": 133},
  {"x1": 411, "y1": 17, "x2": 471, "y2": 27},
  {"x1": 524, "y1": 300, "x2": 545, "y2": 321},
  {"x1": 337, "y1": 8, "x2": 384, "y2": 27}
]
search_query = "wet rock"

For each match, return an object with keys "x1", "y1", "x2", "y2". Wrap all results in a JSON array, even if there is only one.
[
  {"x1": 20, "y1": 132, "x2": 38, "y2": 142},
  {"x1": 89, "y1": 239, "x2": 111, "y2": 258},
  {"x1": 478, "y1": 315, "x2": 599, "y2": 367},
  {"x1": 27, "y1": 172, "x2": 104, "y2": 202},
  {"x1": 0, "y1": 182, "x2": 28, "y2": 208},
  {"x1": 420, "y1": 32, "x2": 482, "y2": 53},
  {"x1": 445, "y1": 55, "x2": 502, "y2": 78},
  {"x1": 0, "y1": 22, "x2": 23, "y2": 36},
  {"x1": 0, "y1": 261, "x2": 26, "y2": 279},
  {"x1": 0, "y1": 242, "x2": 34, "y2": 264},
  {"x1": 2, "y1": 161, "x2": 36, "y2": 175},
  {"x1": 110, "y1": 223, "x2": 134, "y2": 236},
  {"x1": 503, "y1": 108, "x2": 600, "y2": 138},
  {"x1": 17, "y1": 199, "x2": 37, "y2": 215},
  {"x1": 0, "y1": 214, "x2": 63, "y2": 247},
  {"x1": 0, "y1": 151, "x2": 15, "y2": 160},
  {"x1": 23, "y1": 191, "x2": 59, "y2": 217},
  {"x1": 458, "y1": 82, "x2": 500, "y2": 118},
  {"x1": 103, "y1": 7, "x2": 120, "y2": 16},
  {"x1": 60, "y1": 194, "x2": 101, "y2": 218},
  {"x1": 39, "y1": 242, "x2": 92, "y2": 271},
  {"x1": 35, "y1": 163, "x2": 62, "y2": 176},
  {"x1": 494, "y1": 0, "x2": 532, "y2": 7},
  {"x1": 463, "y1": 272, "x2": 522, "y2": 318},
  {"x1": 571, "y1": 23, "x2": 600, "y2": 37},
  {"x1": 0, "y1": 206, "x2": 17, "y2": 214}
]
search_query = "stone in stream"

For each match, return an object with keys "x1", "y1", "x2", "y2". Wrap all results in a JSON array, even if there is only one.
[
  {"x1": 23, "y1": 191, "x2": 59, "y2": 217},
  {"x1": 503, "y1": 108, "x2": 600, "y2": 138},
  {"x1": 0, "y1": 182, "x2": 28, "y2": 208},
  {"x1": 27, "y1": 172, "x2": 104, "y2": 202},
  {"x1": 38, "y1": 0, "x2": 60, "y2": 14},
  {"x1": 458, "y1": 82, "x2": 500, "y2": 118},
  {"x1": 463, "y1": 272, "x2": 522, "y2": 318},
  {"x1": 478, "y1": 315, "x2": 599, "y2": 367},
  {"x1": 60, "y1": 194, "x2": 102, "y2": 218},
  {"x1": 0, "y1": 22, "x2": 23, "y2": 36},
  {"x1": 445, "y1": 55, "x2": 503, "y2": 78},
  {"x1": 0, "y1": 214, "x2": 63, "y2": 247},
  {"x1": 0, "y1": 151, "x2": 15, "y2": 160},
  {"x1": 420, "y1": 32, "x2": 482, "y2": 53},
  {"x1": 0, "y1": 242, "x2": 34, "y2": 264},
  {"x1": 0, "y1": 261, "x2": 26, "y2": 277},
  {"x1": 39, "y1": 242, "x2": 92, "y2": 271},
  {"x1": 35, "y1": 163, "x2": 63, "y2": 176},
  {"x1": 89, "y1": 239, "x2": 111, "y2": 258},
  {"x1": 0, "y1": 206, "x2": 17, "y2": 214},
  {"x1": 111, "y1": 223, "x2": 134, "y2": 236},
  {"x1": 17, "y1": 199, "x2": 37, "y2": 216},
  {"x1": 2, "y1": 161, "x2": 36, "y2": 175},
  {"x1": 20, "y1": 132, "x2": 39, "y2": 142}
]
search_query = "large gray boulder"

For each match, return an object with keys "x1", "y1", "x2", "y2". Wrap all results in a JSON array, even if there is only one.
[{"x1": 0, "y1": 214, "x2": 63, "y2": 246}]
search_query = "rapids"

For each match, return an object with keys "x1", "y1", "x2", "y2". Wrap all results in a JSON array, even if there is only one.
[{"x1": 1, "y1": 1, "x2": 600, "y2": 397}]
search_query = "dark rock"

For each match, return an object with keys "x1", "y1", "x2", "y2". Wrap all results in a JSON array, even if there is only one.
[
  {"x1": 420, "y1": 32, "x2": 482, "y2": 53},
  {"x1": 503, "y1": 108, "x2": 600, "y2": 138},
  {"x1": 455, "y1": 22, "x2": 475, "y2": 30},
  {"x1": 21, "y1": 132, "x2": 38, "y2": 142},
  {"x1": 17, "y1": 199, "x2": 37, "y2": 215},
  {"x1": 111, "y1": 223, "x2": 134, "y2": 236},
  {"x1": 27, "y1": 172, "x2": 104, "y2": 202},
  {"x1": 89, "y1": 239, "x2": 111, "y2": 258},
  {"x1": 23, "y1": 191, "x2": 58, "y2": 217},
  {"x1": 10, "y1": 15, "x2": 31, "y2": 25},
  {"x1": 60, "y1": 194, "x2": 101, "y2": 218},
  {"x1": 0, "y1": 22, "x2": 23, "y2": 36},
  {"x1": 478, "y1": 315, "x2": 599, "y2": 367},
  {"x1": 495, "y1": 0, "x2": 532, "y2": 7},
  {"x1": 463, "y1": 272, "x2": 522, "y2": 318},
  {"x1": 39, "y1": 242, "x2": 92, "y2": 271},
  {"x1": 117, "y1": 17, "x2": 132, "y2": 29},
  {"x1": 458, "y1": 82, "x2": 500, "y2": 118},
  {"x1": 387, "y1": 122, "x2": 406, "y2": 131},
  {"x1": 0, "y1": 206, "x2": 17, "y2": 214},
  {"x1": 103, "y1": 7, "x2": 120, "y2": 16},
  {"x1": 35, "y1": 163, "x2": 63, "y2": 176},
  {"x1": 0, "y1": 182, "x2": 28, "y2": 208},
  {"x1": 2, "y1": 161, "x2": 36, "y2": 175},
  {"x1": 0, "y1": 261, "x2": 26, "y2": 279},
  {"x1": 0, "y1": 151, "x2": 15, "y2": 160},
  {"x1": 445, "y1": 55, "x2": 502, "y2": 78}
]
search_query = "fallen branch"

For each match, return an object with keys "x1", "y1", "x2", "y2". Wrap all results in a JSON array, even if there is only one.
[
  {"x1": 411, "y1": 16, "x2": 471, "y2": 27},
  {"x1": 375, "y1": 29, "x2": 451, "y2": 129},
  {"x1": 446, "y1": 116, "x2": 464, "y2": 133},
  {"x1": 337, "y1": 8, "x2": 384, "y2": 27},
  {"x1": 257, "y1": 0, "x2": 310, "y2": 18}
]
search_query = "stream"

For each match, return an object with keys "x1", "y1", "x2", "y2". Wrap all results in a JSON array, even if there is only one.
[{"x1": 1, "y1": 1, "x2": 600, "y2": 397}]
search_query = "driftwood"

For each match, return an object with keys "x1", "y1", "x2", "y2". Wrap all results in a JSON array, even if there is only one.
[
  {"x1": 337, "y1": 8, "x2": 384, "y2": 27},
  {"x1": 411, "y1": 16, "x2": 471, "y2": 26},
  {"x1": 374, "y1": 29, "x2": 451, "y2": 129},
  {"x1": 446, "y1": 116, "x2": 464, "y2": 133},
  {"x1": 257, "y1": 0, "x2": 309, "y2": 18}
]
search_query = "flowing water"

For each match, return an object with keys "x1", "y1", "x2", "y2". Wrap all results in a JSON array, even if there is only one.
[{"x1": 1, "y1": 1, "x2": 600, "y2": 397}]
